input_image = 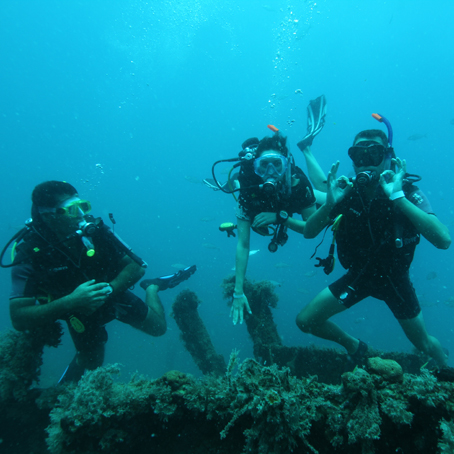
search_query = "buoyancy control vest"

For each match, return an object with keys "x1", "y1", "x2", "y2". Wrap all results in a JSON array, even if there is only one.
[
  {"x1": 238, "y1": 165, "x2": 315, "y2": 219},
  {"x1": 13, "y1": 223, "x2": 126, "y2": 300},
  {"x1": 332, "y1": 185, "x2": 421, "y2": 273}
]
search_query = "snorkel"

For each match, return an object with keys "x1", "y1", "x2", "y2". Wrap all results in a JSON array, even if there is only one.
[{"x1": 372, "y1": 113, "x2": 396, "y2": 171}]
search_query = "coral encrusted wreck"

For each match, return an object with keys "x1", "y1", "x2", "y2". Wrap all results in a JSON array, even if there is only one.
[
  {"x1": 1, "y1": 281, "x2": 454, "y2": 453},
  {"x1": 43, "y1": 356, "x2": 454, "y2": 454}
]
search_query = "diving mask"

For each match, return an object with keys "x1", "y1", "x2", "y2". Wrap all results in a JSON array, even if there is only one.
[
  {"x1": 39, "y1": 197, "x2": 92, "y2": 218},
  {"x1": 253, "y1": 153, "x2": 288, "y2": 178},
  {"x1": 348, "y1": 142, "x2": 386, "y2": 168}
]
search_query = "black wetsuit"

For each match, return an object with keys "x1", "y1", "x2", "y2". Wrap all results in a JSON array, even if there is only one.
[
  {"x1": 10, "y1": 223, "x2": 148, "y2": 353},
  {"x1": 328, "y1": 184, "x2": 433, "y2": 320}
]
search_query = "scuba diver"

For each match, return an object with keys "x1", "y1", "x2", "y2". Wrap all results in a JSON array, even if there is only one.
[
  {"x1": 231, "y1": 130, "x2": 318, "y2": 324},
  {"x1": 207, "y1": 96, "x2": 328, "y2": 325},
  {"x1": 211, "y1": 127, "x2": 319, "y2": 325},
  {"x1": 204, "y1": 94, "x2": 329, "y2": 198},
  {"x1": 3, "y1": 181, "x2": 196, "y2": 383},
  {"x1": 298, "y1": 115, "x2": 451, "y2": 370}
]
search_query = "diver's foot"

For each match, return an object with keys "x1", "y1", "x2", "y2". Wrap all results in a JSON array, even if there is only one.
[
  {"x1": 423, "y1": 347, "x2": 449, "y2": 371},
  {"x1": 346, "y1": 339, "x2": 368, "y2": 369},
  {"x1": 140, "y1": 265, "x2": 197, "y2": 292},
  {"x1": 297, "y1": 137, "x2": 313, "y2": 152}
]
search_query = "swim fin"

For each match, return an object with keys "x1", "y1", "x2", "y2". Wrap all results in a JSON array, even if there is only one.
[
  {"x1": 58, "y1": 354, "x2": 86, "y2": 384},
  {"x1": 297, "y1": 94, "x2": 327, "y2": 151},
  {"x1": 202, "y1": 178, "x2": 221, "y2": 191}
]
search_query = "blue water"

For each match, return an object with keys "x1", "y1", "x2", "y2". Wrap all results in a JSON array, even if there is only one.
[{"x1": 1, "y1": 0, "x2": 454, "y2": 384}]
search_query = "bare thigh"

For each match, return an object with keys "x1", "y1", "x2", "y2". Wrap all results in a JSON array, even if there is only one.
[{"x1": 296, "y1": 287, "x2": 347, "y2": 329}]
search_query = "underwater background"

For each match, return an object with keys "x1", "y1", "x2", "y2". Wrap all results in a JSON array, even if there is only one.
[{"x1": 1, "y1": 0, "x2": 453, "y2": 387}]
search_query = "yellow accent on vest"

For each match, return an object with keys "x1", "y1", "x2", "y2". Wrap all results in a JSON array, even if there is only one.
[{"x1": 69, "y1": 316, "x2": 85, "y2": 333}]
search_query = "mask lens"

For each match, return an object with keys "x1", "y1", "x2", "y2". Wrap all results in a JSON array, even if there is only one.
[
  {"x1": 348, "y1": 144, "x2": 386, "y2": 167},
  {"x1": 254, "y1": 154, "x2": 287, "y2": 177},
  {"x1": 56, "y1": 199, "x2": 91, "y2": 217},
  {"x1": 78, "y1": 200, "x2": 91, "y2": 214}
]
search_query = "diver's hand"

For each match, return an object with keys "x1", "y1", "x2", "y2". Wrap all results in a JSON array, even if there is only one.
[
  {"x1": 380, "y1": 157, "x2": 405, "y2": 197},
  {"x1": 230, "y1": 294, "x2": 252, "y2": 325},
  {"x1": 326, "y1": 162, "x2": 352, "y2": 207},
  {"x1": 252, "y1": 212, "x2": 278, "y2": 228},
  {"x1": 67, "y1": 280, "x2": 111, "y2": 315}
]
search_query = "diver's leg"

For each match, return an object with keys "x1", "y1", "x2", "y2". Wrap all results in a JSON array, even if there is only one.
[
  {"x1": 398, "y1": 313, "x2": 448, "y2": 367},
  {"x1": 76, "y1": 323, "x2": 107, "y2": 370},
  {"x1": 78, "y1": 342, "x2": 105, "y2": 370},
  {"x1": 296, "y1": 287, "x2": 359, "y2": 354},
  {"x1": 60, "y1": 326, "x2": 106, "y2": 383},
  {"x1": 301, "y1": 146, "x2": 328, "y2": 192},
  {"x1": 139, "y1": 284, "x2": 167, "y2": 336}
]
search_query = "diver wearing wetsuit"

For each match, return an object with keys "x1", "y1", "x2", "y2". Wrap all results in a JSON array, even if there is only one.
[
  {"x1": 298, "y1": 128, "x2": 451, "y2": 368},
  {"x1": 232, "y1": 132, "x2": 316, "y2": 324},
  {"x1": 8, "y1": 181, "x2": 195, "y2": 382}
]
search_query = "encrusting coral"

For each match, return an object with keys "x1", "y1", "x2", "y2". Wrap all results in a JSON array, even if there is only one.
[
  {"x1": 366, "y1": 357, "x2": 403, "y2": 383},
  {"x1": 3, "y1": 281, "x2": 454, "y2": 453},
  {"x1": 0, "y1": 322, "x2": 62, "y2": 402},
  {"x1": 222, "y1": 277, "x2": 426, "y2": 383},
  {"x1": 41, "y1": 355, "x2": 454, "y2": 454},
  {"x1": 172, "y1": 289, "x2": 226, "y2": 376},
  {"x1": 0, "y1": 323, "x2": 63, "y2": 453}
]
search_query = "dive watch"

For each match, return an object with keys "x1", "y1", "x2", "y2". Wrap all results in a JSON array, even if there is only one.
[{"x1": 276, "y1": 210, "x2": 289, "y2": 224}]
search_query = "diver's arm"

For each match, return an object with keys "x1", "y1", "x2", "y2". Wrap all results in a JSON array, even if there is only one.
[
  {"x1": 286, "y1": 204, "x2": 317, "y2": 234},
  {"x1": 301, "y1": 146, "x2": 328, "y2": 192},
  {"x1": 109, "y1": 256, "x2": 145, "y2": 294},
  {"x1": 231, "y1": 217, "x2": 252, "y2": 324},
  {"x1": 234, "y1": 218, "x2": 251, "y2": 295},
  {"x1": 304, "y1": 162, "x2": 350, "y2": 238},
  {"x1": 392, "y1": 200, "x2": 451, "y2": 249},
  {"x1": 10, "y1": 297, "x2": 68, "y2": 331},
  {"x1": 9, "y1": 280, "x2": 111, "y2": 331},
  {"x1": 303, "y1": 203, "x2": 333, "y2": 239},
  {"x1": 380, "y1": 157, "x2": 451, "y2": 249}
]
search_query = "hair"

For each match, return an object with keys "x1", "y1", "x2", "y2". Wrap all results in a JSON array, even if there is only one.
[
  {"x1": 353, "y1": 129, "x2": 388, "y2": 147},
  {"x1": 32, "y1": 181, "x2": 77, "y2": 208},
  {"x1": 31, "y1": 181, "x2": 78, "y2": 222},
  {"x1": 256, "y1": 132, "x2": 289, "y2": 157}
]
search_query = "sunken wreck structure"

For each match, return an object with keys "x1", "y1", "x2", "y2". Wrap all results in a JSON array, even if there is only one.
[{"x1": 1, "y1": 277, "x2": 454, "y2": 453}]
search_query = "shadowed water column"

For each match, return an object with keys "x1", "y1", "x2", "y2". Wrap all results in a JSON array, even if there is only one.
[{"x1": 172, "y1": 289, "x2": 226, "y2": 376}]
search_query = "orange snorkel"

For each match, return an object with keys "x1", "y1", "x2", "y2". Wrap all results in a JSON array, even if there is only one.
[
  {"x1": 267, "y1": 124, "x2": 279, "y2": 133},
  {"x1": 371, "y1": 113, "x2": 393, "y2": 146}
]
